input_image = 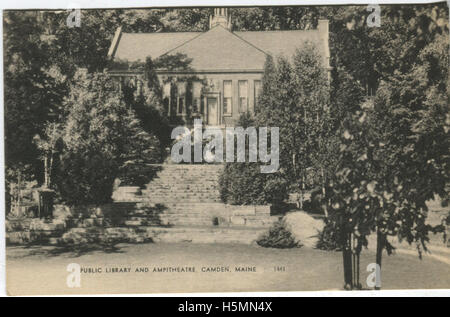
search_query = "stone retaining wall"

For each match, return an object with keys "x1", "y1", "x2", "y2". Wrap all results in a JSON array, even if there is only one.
[
  {"x1": 6, "y1": 165, "x2": 277, "y2": 246},
  {"x1": 6, "y1": 203, "x2": 277, "y2": 246}
]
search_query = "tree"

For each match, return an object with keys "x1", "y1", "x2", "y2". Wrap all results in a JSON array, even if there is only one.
[
  {"x1": 160, "y1": 8, "x2": 211, "y2": 31},
  {"x1": 307, "y1": 3, "x2": 449, "y2": 290},
  {"x1": 219, "y1": 113, "x2": 289, "y2": 206},
  {"x1": 369, "y1": 31, "x2": 449, "y2": 270},
  {"x1": 291, "y1": 44, "x2": 331, "y2": 210},
  {"x1": 33, "y1": 122, "x2": 64, "y2": 189},
  {"x1": 325, "y1": 107, "x2": 379, "y2": 289},
  {"x1": 314, "y1": 67, "x2": 367, "y2": 245},
  {"x1": 323, "y1": 3, "x2": 448, "y2": 95},
  {"x1": 1, "y1": 6, "x2": 340, "y2": 179},
  {"x1": 231, "y1": 7, "x2": 320, "y2": 31},
  {"x1": 55, "y1": 70, "x2": 161, "y2": 205},
  {"x1": 320, "y1": 25, "x2": 449, "y2": 290},
  {"x1": 3, "y1": 11, "x2": 66, "y2": 177},
  {"x1": 119, "y1": 55, "x2": 193, "y2": 149},
  {"x1": 5, "y1": 164, "x2": 36, "y2": 217},
  {"x1": 255, "y1": 44, "x2": 330, "y2": 208}
]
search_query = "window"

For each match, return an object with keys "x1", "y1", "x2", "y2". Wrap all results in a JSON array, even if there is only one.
[
  {"x1": 192, "y1": 81, "x2": 202, "y2": 114},
  {"x1": 177, "y1": 97, "x2": 184, "y2": 114},
  {"x1": 136, "y1": 80, "x2": 143, "y2": 96},
  {"x1": 254, "y1": 80, "x2": 262, "y2": 109},
  {"x1": 176, "y1": 81, "x2": 187, "y2": 115},
  {"x1": 163, "y1": 82, "x2": 171, "y2": 99},
  {"x1": 223, "y1": 80, "x2": 232, "y2": 115},
  {"x1": 193, "y1": 98, "x2": 200, "y2": 113},
  {"x1": 238, "y1": 80, "x2": 248, "y2": 113}
]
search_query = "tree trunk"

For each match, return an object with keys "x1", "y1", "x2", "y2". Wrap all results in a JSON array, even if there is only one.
[
  {"x1": 321, "y1": 167, "x2": 328, "y2": 218},
  {"x1": 17, "y1": 171, "x2": 22, "y2": 212},
  {"x1": 299, "y1": 173, "x2": 305, "y2": 210},
  {"x1": 342, "y1": 231, "x2": 353, "y2": 290},
  {"x1": 48, "y1": 152, "x2": 54, "y2": 188},
  {"x1": 352, "y1": 234, "x2": 361, "y2": 289},
  {"x1": 44, "y1": 156, "x2": 49, "y2": 188},
  {"x1": 375, "y1": 229, "x2": 385, "y2": 290}
]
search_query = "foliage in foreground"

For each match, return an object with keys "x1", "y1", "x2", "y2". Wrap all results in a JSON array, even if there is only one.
[
  {"x1": 315, "y1": 221, "x2": 342, "y2": 251},
  {"x1": 219, "y1": 162, "x2": 288, "y2": 206},
  {"x1": 257, "y1": 218, "x2": 302, "y2": 249}
]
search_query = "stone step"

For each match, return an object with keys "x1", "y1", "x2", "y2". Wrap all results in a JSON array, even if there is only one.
[
  {"x1": 153, "y1": 169, "x2": 222, "y2": 173},
  {"x1": 144, "y1": 190, "x2": 218, "y2": 195},
  {"x1": 147, "y1": 226, "x2": 265, "y2": 244},
  {"x1": 159, "y1": 220, "x2": 275, "y2": 228},
  {"x1": 144, "y1": 196, "x2": 221, "y2": 201},
  {"x1": 112, "y1": 164, "x2": 275, "y2": 233},
  {"x1": 117, "y1": 197, "x2": 223, "y2": 203},
  {"x1": 143, "y1": 196, "x2": 221, "y2": 201},
  {"x1": 124, "y1": 213, "x2": 277, "y2": 227},
  {"x1": 133, "y1": 202, "x2": 270, "y2": 213},
  {"x1": 145, "y1": 182, "x2": 219, "y2": 186},
  {"x1": 146, "y1": 199, "x2": 223, "y2": 203},
  {"x1": 58, "y1": 225, "x2": 266, "y2": 245},
  {"x1": 158, "y1": 214, "x2": 273, "y2": 220},
  {"x1": 144, "y1": 184, "x2": 219, "y2": 188},
  {"x1": 144, "y1": 191, "x2": 218, "y2": 195},
  {"x1": 153, "y1": 174, "x2": 221, "y2": 177},
  {"x1": 136, "y1": 202, "x2": 225, "y2": 207},
  {"x1": 157, "y1": 172, "x2": 222, "y2": 175},
  {"x1": 151, "y1": 167, "x2": 221, "y2": 171},
  {"x1": 145, "y1": 184, "x2": 219, "y2": 189},
  {"x1": 142, "y1": 190, "x2": 220, "y2": 195},
  {"x1": 151, "y1": 171, "x2": 221, "y2": 175}
]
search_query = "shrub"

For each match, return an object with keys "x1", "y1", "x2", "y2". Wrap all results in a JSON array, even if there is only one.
[
  {"x1": 315, "y1": 221, "x2": 342, "y2": 251},
  {"x1": 56, "y1": 150, "x2": 118, "y2": 205},
  {"x1": 124, "y1": 91, "x2": 172, "y2": 150},
  {"x1": 5, "y1": 164, "x2": 38, "y2": 216},
  {"x1": 218, "y1": 112, "x2": 288, "y2": 206},
  {"x1": 257, "y1": 218, "x2": 302, "y2": 249},
  {"x1": 117, "y1": 114, "x2": 162, "y2": 187},
  {"x1": 219, "y1": 163, "x2": 288, "y2": 205}
]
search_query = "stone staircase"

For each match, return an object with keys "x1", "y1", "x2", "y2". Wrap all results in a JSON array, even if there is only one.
[
  {"x1": 6, "y1": 165, "x2": 279, "y2": 246},
  {"x1": 113, "y1": 164, "x2": 279, "y2": 232},
  {"x1": 140, "y1": 164, "x2": 223, "y2": 227},
  {"x1": 142, "y1": 164, "x2": 223, "y2": 204}
]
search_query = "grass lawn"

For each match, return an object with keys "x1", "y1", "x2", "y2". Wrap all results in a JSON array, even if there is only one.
[{"x1": 6, "y1": 242, "x2": 450, "y2": 295}]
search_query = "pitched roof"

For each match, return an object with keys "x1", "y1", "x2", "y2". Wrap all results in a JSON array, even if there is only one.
[
  {"x1": 162, "y1": 25, "x2": 268, "y2": 71},
  {"x1": 109, "y1": 25, "x2": 327, "y2": 72},
  {"x1": 113, "y1": 31, "x2": 200, "y2": 63},
  {"x1": 235, "y1": 30, "x2": 324, "y2": 60}
]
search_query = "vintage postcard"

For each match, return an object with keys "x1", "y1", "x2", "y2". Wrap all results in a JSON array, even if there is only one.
[{"x1": 3, "y1": 2, "x2": 450, "y2": 296}]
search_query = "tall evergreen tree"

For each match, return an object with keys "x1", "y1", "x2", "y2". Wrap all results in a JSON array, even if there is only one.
[
  {"x1": 256, "y1": 43, "x2": 331, "y2": 207},
  {"x1": 55, "y1": 70, "x2": 161, "y2": 205}
]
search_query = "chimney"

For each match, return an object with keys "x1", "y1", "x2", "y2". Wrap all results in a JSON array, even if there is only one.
[
  {"x1": 318, "y1": 19, "x2": 331, "y2": 78},
  {"x1": 210, "y1": 7, "x2": 232, "y2": 30}
]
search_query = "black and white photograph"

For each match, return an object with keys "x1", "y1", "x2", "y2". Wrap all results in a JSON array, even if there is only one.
[{"x1": 2, "y1": 1, "x2": 450, "y2": 296}]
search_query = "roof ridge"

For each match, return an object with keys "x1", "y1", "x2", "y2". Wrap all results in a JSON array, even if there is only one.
[
  {"x1": 122, "y1": 31, "x2": 202, "y2": 35},
  {"x1": 161, "y1": 24, "x2": 269, "y2": 58},
  {"x1": 220, "y1": 25, "x2": 269, "y2": 56},
  {"x1": 121, "y1": 29, "x2": 317, "y2": 35},
  {"x1": 107, "y1": 26, "x2": 123, "y2": 58},
  {"x1": 159, "y1": 27, "x2": 215, "y2": 57},
  {"x1": 235, "y1": 29, "x2": 318, "y2": 33}
]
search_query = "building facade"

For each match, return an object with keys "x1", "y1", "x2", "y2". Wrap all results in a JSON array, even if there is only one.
[{"x1": 107, "y1": 8, "x2": 331, "y2": 126}]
